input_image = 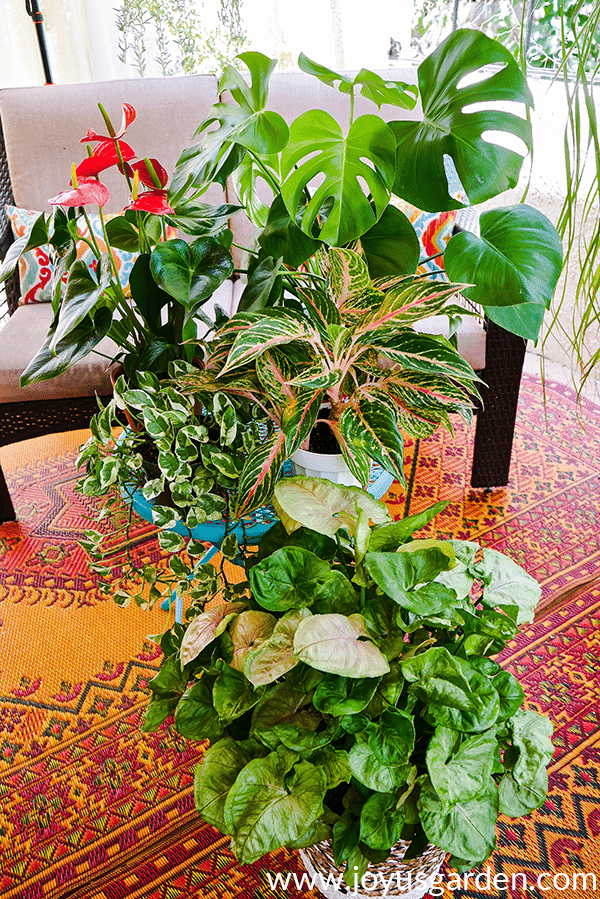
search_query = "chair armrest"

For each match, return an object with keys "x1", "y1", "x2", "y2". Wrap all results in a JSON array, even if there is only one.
[{"x1": 0, "y1": 116, "x2": 19, "y2": 315}]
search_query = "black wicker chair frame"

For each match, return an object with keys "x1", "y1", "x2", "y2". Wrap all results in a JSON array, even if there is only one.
[{"x1": 0, "y1": 116, "x2": 526, "y2": 523}]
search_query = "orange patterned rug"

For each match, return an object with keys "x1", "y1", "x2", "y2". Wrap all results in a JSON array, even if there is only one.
[{"x1": 1, "y1": 372, "x2": 600, "y2": 899}]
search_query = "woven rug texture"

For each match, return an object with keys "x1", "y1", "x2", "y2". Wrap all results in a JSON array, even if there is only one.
[{"x1": 0, "y1": 372, "x2": 599, "y2": 899}]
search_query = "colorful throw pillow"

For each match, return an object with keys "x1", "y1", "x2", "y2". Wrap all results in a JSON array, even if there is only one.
[
  {"x1": 5, "y1": 205, "x2": 138, "y2": 305},
  {"x1": 391, "y1": 197, "x2": 457, "y2": 280}
]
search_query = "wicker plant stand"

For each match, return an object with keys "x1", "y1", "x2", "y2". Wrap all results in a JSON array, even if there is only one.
[{"x1": 299, "y1": 840, "x2": 446, "y2": 899}]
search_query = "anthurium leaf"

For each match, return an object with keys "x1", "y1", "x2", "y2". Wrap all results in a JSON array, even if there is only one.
[
  {"x1": 426, "y1": 726, "x2": 497, "y2": 803},
  {"x1": 281, "y1": 111, "x2": 396, "y2": 245},
  {"x1": 391, "y1": 28, "x2": 533, "y2": 211},
  {"x1": 150, "y1": 237, "x2": 233, "y2": 308},
  {"x1": 174, "y1": 675, "x2": 224, "y2": 742},
  {"x1": 224, "y1": 747, "x2": 327, "y2": 863},
  {"x1": 293, "y1": 613, "x2": 390, "y2": 678},
  {"x1": 418, "y1": 776, "x2": 498, "y2": 866},
  {"x1": 360, "y1": 792, "x2": 406, "y2": 850},
  {"x1": 250, "y1": 546, "x2": 340, "y2": 611},
  {"x1": 228, "y1": 610, "x2": 276, "y2": 672},
  {"x1": 313, "y1": 673, "x2": 381, "y2": 717},
  {"x1": 221, "y1": 309, "x2": 318, "y2": 374},
  {"x1": 180, "y1": 602, "x2": 246, "y2": 667},
  {"x1": 167, "y1": 201, "x2": 241, "y2": 237},
  {"x1": 233, "y1": 429, "x2": 287, "y2": 518},
  {"x1": 129, "y1": 253, "x2": 171, "y2": 333},
  {"x1": 479, "y1": 548, "x2": 541, "y2": 624},
  {"x1": 360, "y1": 204, "x2": 420, "y2": 279},
  {"x1": 237, "y1": 255, "x2": 283, "y2": 312},
  {"x1": 259, "y1": 193, "x2": 322, "y2": 268},
  {"x1": 50, "y1": 255, "x2": 112, "y2": 350},
  {"x1": 244, "y1": 608, "x2": 311, "y2": 687},
  {"x1": 213, "y1": 660, "x2": 262, "y2": 722},
  {"x1": 20, "y1": 307, "x2": 112, "y2": 386},
  {"x1": 498, "y1": 708, "x2": 553, "y2": 817},
  {"x1": 194, "y1": 737, "x2": 261, "y2": 831},
  {"x1": 369, "y1": 501, "x2": 448, "y2": 551},
  {"x1": 340, "y1": 398, "x2": 405, "y2": 484},
  {"x1": 0, "y1": 234, "x2": 28, "y2": 282},
  {"x1": 445, "y1": 206, "x2": 563, "y2": 341},
  {"x1": 105, "y1": 215, "x2": 139, "y2": 251},
  {"x1": 273, "y1": 477, "x2": 391, "y2": 537},
  {"x1": 349, "y1": 707, "x2": 415, "y2": 791}
]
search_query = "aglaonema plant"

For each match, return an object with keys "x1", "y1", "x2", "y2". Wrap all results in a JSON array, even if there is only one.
[
  {"x1": 176, "y1": 244, "x2": 481, "y2": 518},
  {"x1": 171, "y1": 30, "x2": 562, "y2": 342},
  {"x1": 142, "y1": 477, "x2": 554, "y2": 882}
]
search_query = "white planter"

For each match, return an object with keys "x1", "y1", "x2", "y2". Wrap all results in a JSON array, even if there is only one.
[{"x1": 290, "y1": 447, "x2": 360, "y2": 487}]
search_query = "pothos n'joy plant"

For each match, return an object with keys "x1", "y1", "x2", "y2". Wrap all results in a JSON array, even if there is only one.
[{"x1": 143, "y1": 477, "x2": 553, "y2": 881}]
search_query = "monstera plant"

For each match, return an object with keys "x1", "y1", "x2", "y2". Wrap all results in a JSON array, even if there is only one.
[
  {"x1": 171, "y1": 29, "x2": 563, "y2": 343},
  {"x1": 143, "y1": 478, "x2": 554, "y2": 883}
]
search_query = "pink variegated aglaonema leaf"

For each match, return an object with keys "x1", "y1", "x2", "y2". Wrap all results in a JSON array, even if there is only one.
[
  {"x1": 281, "y1": 386, "x2": 323, "y2": 456},
  {"x1": 233, "y1": 429, "x2": 288, "y2": 518},
  {"x1": 221, "y1": 310, "x2": 319, "y2": 375},
  {"x1": 339, "y1": 397, "x2": 406, "y2": 485},
  {"x1": 327, "y1": 418, "x2": 372, "y2": 486},
  {"x1": 358, "y1": 278, "x2": 469, "y2": 333}
]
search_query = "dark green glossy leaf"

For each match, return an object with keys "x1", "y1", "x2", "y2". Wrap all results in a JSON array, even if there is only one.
[
  {"x1": 174, "y1": 676, "x2": 225, "y2": 742},
  {"x1": 20, "y1": 307, "x2": 112, "y2": 386},
  {"x1": 360, "y1": 204, "x2": 420, "y2": 278},
  {"x1": 418, "y1": 776, "x2": 498, "y2": 866},
  {"x1": 150, "y1": 237, "x2": 233, "y2": 309},
  {"x1": 194, "y1": 737, "x2": 262, "y2": 830},
  {"x1": 313, "y1": 673, "x2": 381, "y2": 717}
]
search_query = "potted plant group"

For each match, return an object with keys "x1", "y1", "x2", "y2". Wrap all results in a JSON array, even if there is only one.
[{"x1": 141, "y1": 476, "x2": 553, "y2": 895}]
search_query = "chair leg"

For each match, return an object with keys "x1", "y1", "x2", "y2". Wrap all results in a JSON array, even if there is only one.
[
  {"x1": 470, "y1": 319, "x2": 527, "y2": 488},
  {"x1": 0, "y1": 461, "x2": 16, "y2": 522}
]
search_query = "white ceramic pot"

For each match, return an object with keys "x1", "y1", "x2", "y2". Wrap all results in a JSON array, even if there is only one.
[{"x1": 290, "y1": 447, "x2": 360, "y2": 487}]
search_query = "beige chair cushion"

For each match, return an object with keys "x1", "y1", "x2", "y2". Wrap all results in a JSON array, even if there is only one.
[
  {"x1": 416, "y1": 315, "x2": 486, "y2": 371},
  {"x1": 0, "y1": 280, "x2": 235, "y2": 404}
]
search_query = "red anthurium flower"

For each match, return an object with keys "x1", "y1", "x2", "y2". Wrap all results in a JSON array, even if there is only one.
[
  {"x1": 124, "y1": 189, "x2": 174, "y2": 215},
  {"x1": 130, "y1": 158, "x2": 169, "y2": 188},
  {"x1": 80, "y1": 103, "x2": 136, "y2": 143},
  {"x1": 75, "y1": 140, "x2": 136, "y2": 178},
  {"x1": 49, "y1": 178, "x2": 110, "y2": 207}
]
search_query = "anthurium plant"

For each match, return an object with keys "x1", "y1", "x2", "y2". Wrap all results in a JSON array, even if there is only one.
[
  {"x1": 171, "y1": 30, "x2": 563, "y2": 342},
  {"x1": 143, "y1": 477, "x2": 553, "y2": 881},
  {"x1": 176, "y1": 243, "x2": 481, "y2": 518},
  {"x1": 0, "y1": 103, "x2": 238, "y2": 386}
]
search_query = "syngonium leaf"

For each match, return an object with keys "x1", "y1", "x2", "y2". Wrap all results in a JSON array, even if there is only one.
[
  {"x1": 244, "y1": 609, "x2": 311, "y2": 687},
  {"x1": 468, "y1": 658, "x2": 524, "y2": 721},
  {"x1": 369, "y1": 501, "x2": 448, "y2": 551},
  {"x1": 272, "y1": 477, "x2": 390, "y2": 537},
  {"x1": 479, "y1": 547, "x2": 541, "y2": 624},
  {"x1": 150, "y1": 237, "x2": 233, "y2": 310},
  {"x1": 348, "y1": 707, "x2": 415, "y2": 791},
  {"x1": 293, "y1": 613, "x2": 390, "y2": 678},
  {"x1": 213, "y1": 659, "x2": 263, "y2": 722},
  {"x1": 391, "y1": 28, "x2": 533, "y2": 211},
  {"x1": 280, "y1": 110, "x2": 396, "y2": 245},
  {"x1": 224, "y1": 746, "x2": 327, "y2": 864},
  {"x1": 418, "y1": 777, "x2": 498, "y2": 867},
  {"x1": 170, "y1": 52, "x2": 288, "y2": 198},
  {"x1": 174, "y1": 675, "x2": 224, "y2": 742},
  {"x1": 426, "y1": 726, "x2": 497, "y2": 803},
  {"x1": 194, "y1": 737, "x2": 264, "y2": 831},
  {"x1": 180, "y1": 602, "x2": 246, "y2": 667},
  {"x1": 401, "y1": 647, "x2": 500, "y2": 732},
  {"x1": 445, "y1": 205, "x2": 563, "y2": 341},
  {"x1": 360, "y1": 792, "x2": 406, "y2": 851},
  {"x1": 365, "y1": 544, "x2": 455, "y2": 615},
  {"x1": 228, "y1": 610, "x2": 276, "y2": 672},
  {"x1": 249, "y1": 546, "x2": 354, "y2": 612},
  {"x1": 499, "y1": 708, "x2": 554, "y2": 817},
  {"x1": 313, "y1": 673, "x2": 381, "y2": 717}
]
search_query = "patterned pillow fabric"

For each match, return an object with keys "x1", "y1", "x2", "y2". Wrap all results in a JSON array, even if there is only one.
[
  {"x1": 5, "y1": 206, "x2": 138, "y2": 305},
  {"x1": 391, "y1": 197, "x2": 457, "y2": 280}
]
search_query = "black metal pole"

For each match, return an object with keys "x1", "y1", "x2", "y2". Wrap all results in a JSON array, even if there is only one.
[{"x1": 25, "y1": 0, "x2": 53, "y2": 84}]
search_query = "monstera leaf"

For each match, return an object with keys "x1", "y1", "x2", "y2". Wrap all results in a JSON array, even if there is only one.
[
  {"x1": 391, "y1": 29, "x2": 534, "y2": 211},
  {"x1": 298, "y1": 54, "x2": 418, "y2": 110},
  {"x1": 280, "y1": 111, "x2": 396, "y2": 245},
  {"x1": 445, "y1": 205, "x2": 563, "y2": 341},
  {"x1": 170, "y1": 52, "x2": 288, "y2": 199}
]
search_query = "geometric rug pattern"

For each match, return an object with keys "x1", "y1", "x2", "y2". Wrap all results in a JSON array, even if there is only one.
[{"x1": 1, "y1": 373, "x2": 599, "y2": 898}]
